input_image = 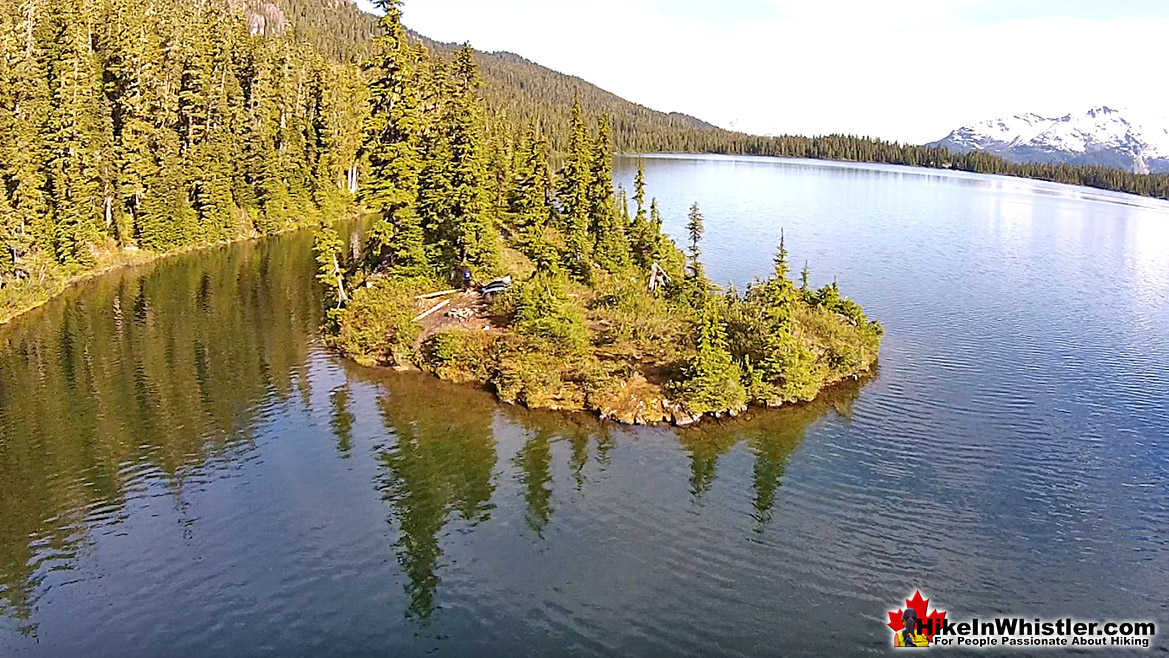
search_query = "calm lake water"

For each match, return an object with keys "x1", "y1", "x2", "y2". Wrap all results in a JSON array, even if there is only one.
[{"x1": 1, "y1": 155, "x2": 1167, "y2": 657}]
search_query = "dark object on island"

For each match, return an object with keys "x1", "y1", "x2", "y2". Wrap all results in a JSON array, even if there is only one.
[{"x1": 480, "y1": 276, "x2": 512, "y2": 297}]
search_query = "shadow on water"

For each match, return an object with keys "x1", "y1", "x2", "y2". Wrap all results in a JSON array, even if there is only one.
[{"x1": 0, "y1": 231, "x2": 322, "y2": 634}]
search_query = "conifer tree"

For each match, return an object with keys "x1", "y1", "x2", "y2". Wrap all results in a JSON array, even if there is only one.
[
  {"x1": 672, "y1": 300, "x2": 747, "y2": 415},
  {"x1": 103, "y1": 0, "x2": 164, "y2": 247},
  {"x1": 314, "y1": 220, "x2": 348, "y2": 307},
  {"x1": 307, "y1": 57, "x2": 345, "y2": 218},
  {"x1": 44, "y1": 0, "x2": 106, "y2": 265},
  {"x1": 415, "y1": 45, "x2": 454, "y2": 267},
  {"x1": 558, "y1": 96, "x2": 591, "y2": 277},
  {"x1": 357, "y1": 0, "x2": 426, "y2": 274},
  {"x1": 0, "y1": 0, "x2": 48, "y2": 270},
  {"x1": 629, "y1": 158, "x2": 656, "y2": 268},
  {"x1": 774, "y1": 229, "x2": 790, "y2": 281},
  {"x1": 587, "y1": 115, "x2": 629, "y2": 271},
  {"x1": 508, "y1": 126, "x2": 558, "y2": 273},
  {"x1": 633, "y1": 159, "x2": 646, "y2": 221},
  {"x1": 441, "y1": 44, "x2": 499, "y2": 272},
  {"x1": 686, "y1": 202, "x2": 704, "y2": 271}
]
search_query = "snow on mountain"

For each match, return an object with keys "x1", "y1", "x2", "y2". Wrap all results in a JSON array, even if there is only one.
[{"x1": 926, "y1": 107, "x2": 1169, "y2": 174}]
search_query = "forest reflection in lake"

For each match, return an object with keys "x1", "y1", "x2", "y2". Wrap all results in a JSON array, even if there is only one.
[
  {"x1": 0, "y1": 226, "x2": 861, "y2": 656},
  {"x1": 3, "y1": 155, "x2": 1168, "y2": 656}
]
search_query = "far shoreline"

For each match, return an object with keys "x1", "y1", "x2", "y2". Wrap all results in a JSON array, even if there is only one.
[{"x1": 619, "y1": 152, "x2": 1169, "y2": 211}]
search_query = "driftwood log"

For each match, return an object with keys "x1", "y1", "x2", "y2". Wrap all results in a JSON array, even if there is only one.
[
  {"x1": 415, "y1": 289, "x2": 460, "y2": 300},
  {"x1": 413, "y1": 299, "x2": 451, "y2": 322}
]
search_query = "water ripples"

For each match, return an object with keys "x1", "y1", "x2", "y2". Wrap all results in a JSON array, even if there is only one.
[{"x1": 2, "y1": 159, "x2": 1168, "y2": 656}]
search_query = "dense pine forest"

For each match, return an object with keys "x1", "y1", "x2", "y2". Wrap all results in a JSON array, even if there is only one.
[
  {"x1": 4, "y1": 0, "x2": 1169, "y2": 323},
  {"x1": 0, "y1": 0, "x2": 368, "y2": 318}
]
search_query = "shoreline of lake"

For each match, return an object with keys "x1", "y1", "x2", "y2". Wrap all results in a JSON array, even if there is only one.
[
  {"x1": 370, "y1": 355, "x2": 879, "y2": 427},
  {"x1": 0, "y1": 215, "x2": 354, "y2": 328}
]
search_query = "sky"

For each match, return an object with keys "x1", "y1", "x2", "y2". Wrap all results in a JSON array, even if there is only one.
[{"x1": 357, "y1": 0, "x2": 1169, "y2": 144}]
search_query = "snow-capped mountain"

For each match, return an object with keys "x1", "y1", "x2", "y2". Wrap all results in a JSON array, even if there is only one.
[{"x1": 926, "y1": 107, "x2": 1169, "y2": 174}]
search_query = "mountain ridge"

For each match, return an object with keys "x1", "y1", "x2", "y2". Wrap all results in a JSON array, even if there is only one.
[
  {"x1": 926, "y1": 107, "x2": 1169, "y2": 174},
  {"x1": 243, "y1": 0, "x2": 1169, "y2": 200}
]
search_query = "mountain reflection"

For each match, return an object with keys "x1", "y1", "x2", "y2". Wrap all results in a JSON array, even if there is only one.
[{"x1": 0, "y1": 232, "x2": 322, "y2": 631}]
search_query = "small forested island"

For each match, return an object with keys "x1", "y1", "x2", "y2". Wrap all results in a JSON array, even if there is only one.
[{"x1": 314, "y1": 3, "x2": 881, "y2": 425}]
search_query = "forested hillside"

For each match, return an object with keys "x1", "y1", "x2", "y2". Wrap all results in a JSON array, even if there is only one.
[
  {"x1": 0, "y1": 0, "x2": 367, "y2": 318},
  {"x1": 4, "y1": 0, "x2": 1169, "y2": 322},
  {"x1": 264, "y1": 0, "x2": 1169, "y2": 197},
  {"x1": 417, "y1": 35, "x2": 720, "y2": 155}
]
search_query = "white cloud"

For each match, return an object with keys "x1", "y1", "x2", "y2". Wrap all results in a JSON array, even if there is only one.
[{"x1": 398, "y1": 1, "x2": 1169, "y2": 144}]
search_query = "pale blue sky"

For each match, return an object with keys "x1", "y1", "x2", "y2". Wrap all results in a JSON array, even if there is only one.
[{"x1": 359, "y1": 0, "x2": 1169, "y2": 143}]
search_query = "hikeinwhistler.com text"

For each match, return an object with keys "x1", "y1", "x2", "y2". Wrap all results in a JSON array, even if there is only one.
[{"x1": 919, "y1": 617, "x2": 1156, "y2": 649}]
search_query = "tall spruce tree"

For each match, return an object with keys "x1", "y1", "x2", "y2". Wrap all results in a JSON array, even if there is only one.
[
  {"x1": 441, "y1": 44, "x2": 498, "y2": 272},
  {"x1": 673, "y1": 300, "x2": 747, "y2": 415},
  {"x1": 629, "y1": 158, "x2": 656, "y2": 268},
  {"x1": 357, "y1": 0, "x2": 426, "y2": 274},
  {"x1": 558, "y1": 96, "x2": 591, "y2": 277},
  {"x1": 686, "y1": 202, "x2": 703, "y2": 271},
  {"x1": 0, "y1": 0, "x2": 49, "y2": 270},
  {"x1": 508, "y1": 126, "x2": 558, "y2": 273},
  {"x1": 587, "y1": 115, "x2": 629, "y2": 272},
  {"x1": 44, "y1": 0, "x2": 105, "y2": 265},
  {"x1": 773, "y1": 229, "x2": 790, "y2": 281}
]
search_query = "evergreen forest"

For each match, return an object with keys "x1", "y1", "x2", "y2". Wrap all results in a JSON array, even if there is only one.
[{"x1": 4, "y1": 0, "x2": 1168, "y2": 326}]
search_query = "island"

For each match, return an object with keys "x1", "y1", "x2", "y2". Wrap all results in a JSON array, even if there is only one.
[{"x1": 322, "y1": 231, "x2": 881, "y2": 426}]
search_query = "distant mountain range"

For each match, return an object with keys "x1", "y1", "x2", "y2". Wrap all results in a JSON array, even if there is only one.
[
  {"x1": 927, "y1": 107, "x2": 1169, "y2": 174},
  {"x1": 256, "y1": 0, "x2": 1169, "y2": 184}
]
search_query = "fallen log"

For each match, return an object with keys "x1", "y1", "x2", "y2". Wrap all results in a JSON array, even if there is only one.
[
  {"x1": 415, "y1": 289, "x2": 460, "y2": 300},
  {"x1": 413, "y1": 298, "x2": 451, "y2": 322}
]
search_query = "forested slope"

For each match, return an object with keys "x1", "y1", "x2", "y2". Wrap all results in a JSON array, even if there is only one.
[
  {"x1": 4, "y1": 0, "x2": 1169, "y2": 322},
  {"x1": 0, "y1": 0, "x2": 367, "y2": 318}
]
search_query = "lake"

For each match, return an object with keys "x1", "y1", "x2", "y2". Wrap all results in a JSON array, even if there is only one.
[{"x1": 1, "y1": 155, "x2": 1166, "y2": 656}]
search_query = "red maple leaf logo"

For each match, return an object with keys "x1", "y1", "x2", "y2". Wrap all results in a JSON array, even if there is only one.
[{"x1": 887, "y1": 590, "x2": 947, "y2": 642}]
